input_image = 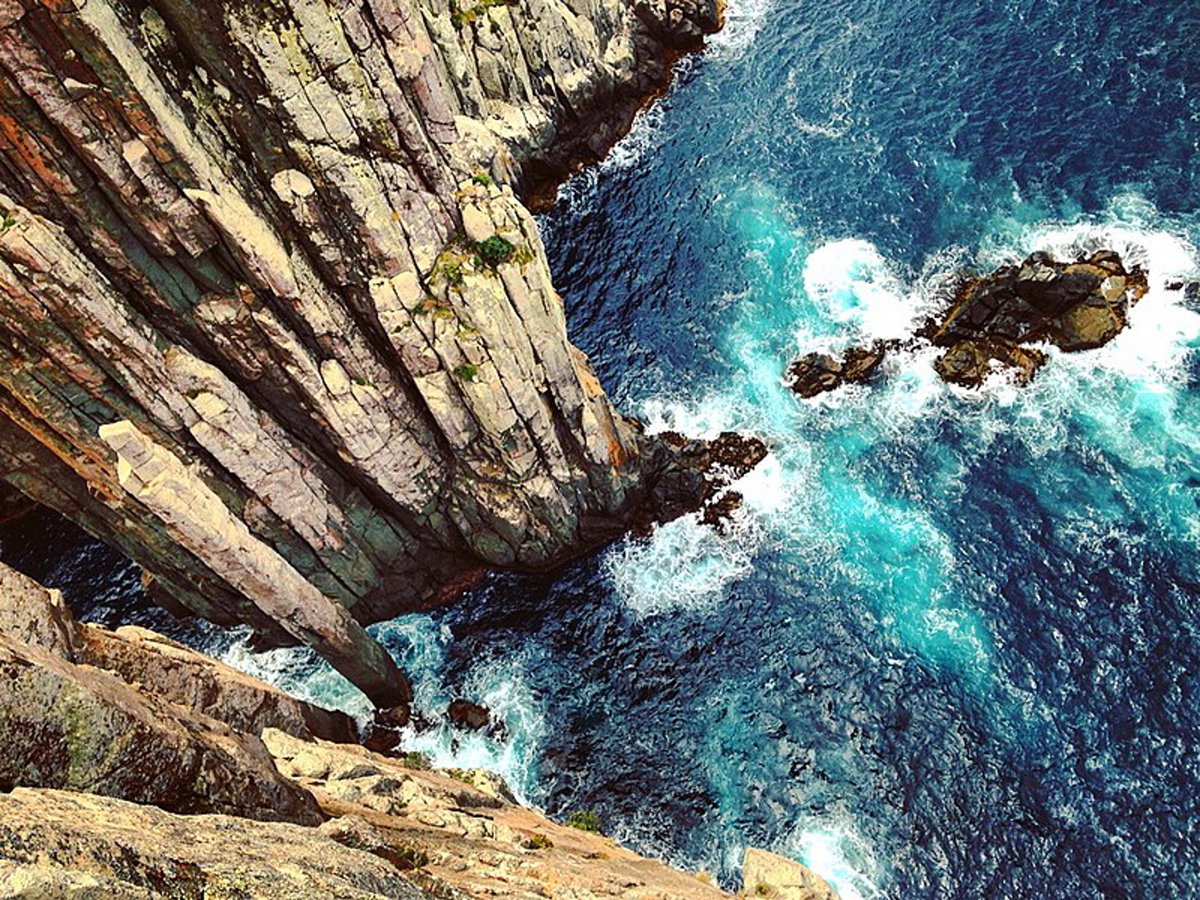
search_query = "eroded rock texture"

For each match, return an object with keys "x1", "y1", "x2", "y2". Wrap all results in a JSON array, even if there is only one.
[
  {"x1": 0, "y1": 0, "x2": 721, "y2": 704},
  {"x1": 0, "y1": 560, "x2": 840, "y2": 899}
]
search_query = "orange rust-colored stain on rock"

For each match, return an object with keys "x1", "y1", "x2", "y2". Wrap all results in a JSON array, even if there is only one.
[
  {"x1": 607, "y1": 436, "x2": 628, "y2": 468},
  {"x1": 0, "y1": 115, "x2": 73, "y2": 195}
]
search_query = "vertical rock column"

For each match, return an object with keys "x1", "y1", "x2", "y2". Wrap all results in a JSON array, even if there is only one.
[{"x1": 100, "y1": 421, "x2": 410, "y2": 709}]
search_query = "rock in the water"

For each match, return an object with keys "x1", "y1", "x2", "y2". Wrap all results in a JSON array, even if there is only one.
[
  {"x1": 362, "y1": 704, "x2": 413, "y2": 756},
  {"x1": 643, "y1": 431, "x2": 768, "y2": 530},
  {"x1": 448, "y1": 699, "x2": 492, "y2": 731},
  {"x1": 702, "y1": 490, "x2": 745, "y2": 532},
  {"x1": 929, "y1": 249, "x2": 1147, "y2": 385},
  {"x1": 933, "y1": 341, "x2": 1048, "y2": 388},
  {"x1": 740, "y1": 847, "x2": 839, "y2": 899},
  {"x1": 786, "y1": 250, "x2": 1146, "y2": 393},
  {"x1": 788, "y1": 343, "x2": 889, "y2": 398}
]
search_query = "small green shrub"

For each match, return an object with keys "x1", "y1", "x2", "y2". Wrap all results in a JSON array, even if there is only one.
[
  {"x1": 400, "y1": 751, "x2": 430, "y2": 770},
  {"x1": 523, "y1": 833, "x2": 554, "y2": 850},
  {"x1": 471, "y1": 172, "x2": 493, "y2": 186},
  {"x1": 441, "y1": 261, "x2": 464, "y2": 287},
  {"x1": 564, "y1": 809, "x2": 602, "y2": 833},
  {"x1": 471, "y1": 234, "x2": 516, "y2": 269},
  {"x1": 450, "y1": 0, "x2": 516, "y2": 28},
  {"x1": 454, "y1": 363, "x2": 480, "y2": 383}
]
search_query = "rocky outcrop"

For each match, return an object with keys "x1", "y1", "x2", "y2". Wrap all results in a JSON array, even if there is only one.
[
  {"x1": 787, "y1": 343, "x2": 891, "y2": 398},
  {"x1": 0, "y1": 560, "x2": 837, "y2": 898},
  {"x1": 0, "y1": 560, "x2": 77, "y2": 659},
  {"x1": 263, "y1": 727, "x2": 737, "y2": 898},
  {"x1": 0, "y1": 788, "x2": 430, "y2": 899},
  {"x1": 788, "y1": 250, "x2": 1148, "y2": 396},
  {"x1": 740, "y1": 848, "x2": 839, "y2": 900},
  {"x1": 0, "y1": 632, "x2": 323, "y2": 823},
  {"x1": 76, "y1": 624, "x2": 359, "y2": 744},
  {"x1": 0, "y1": 558, "x2": 360, "y2": 821},
  {"x1": 0, "y1": 0, "x2": 730, "y2": 707},
  {"x1": 928, "y1": 249, "x2": 1147, "y2": 386}
]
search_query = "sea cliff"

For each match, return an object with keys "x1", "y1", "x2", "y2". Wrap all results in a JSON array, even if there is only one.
[{"x1": 0, "y1": 0, "x2": 758, "y2": 708}]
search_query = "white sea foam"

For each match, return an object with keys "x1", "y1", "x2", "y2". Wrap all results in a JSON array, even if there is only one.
[
  {"x1": 371, "y1": 616, "x2": 549, "y2": 804},
  {"x1": 799, "y1": 238, "x2": 918, "y2": 343},
  {"x1": 705, "y1": 0, "x2": 773, "y2": 62},
  {"x1": 605, "y1": 510, "x2": 759, "y2": 616},
  {"x1": 219, "y1": 634, "x2": 372, "y2": 725},
  {"x1": 782, "y1": 815, "x2": 886, "y2": 900}
]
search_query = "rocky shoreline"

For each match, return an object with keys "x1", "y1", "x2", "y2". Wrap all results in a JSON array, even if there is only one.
[{"x1": 0, "y1": 0, "x2": 761, "y2": 718}]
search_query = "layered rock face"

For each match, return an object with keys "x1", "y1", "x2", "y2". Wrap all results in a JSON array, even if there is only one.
[
  {"x1": 0, "y1": 0, "x2": 722, "y2": 705},
  {"x1": 788, "y1": 250, "x2": 1148, "y2": 396}
]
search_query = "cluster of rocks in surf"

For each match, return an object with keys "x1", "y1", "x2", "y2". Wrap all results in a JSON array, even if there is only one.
[{"x1": 787, "y1": 249, "x2": 1149, "y2": 395}]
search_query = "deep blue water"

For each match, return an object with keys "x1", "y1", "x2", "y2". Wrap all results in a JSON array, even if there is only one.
[{"x1": 5, "y1": 1, "x2": 1200, "y2": 896}]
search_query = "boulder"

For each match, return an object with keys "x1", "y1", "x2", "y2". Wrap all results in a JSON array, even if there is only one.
[
  {"x1": 740, "y1": 847, "x2": 838, "y2": 899},
  {"x1": 933, "y1": 341, "x2": 1047, "y2": 388},
  {"x1": 448, "y1": 699, "x2": 492, "y2": 731},
  {"x1": 788, "y1": 343, "x2": 888, "y2": 398},
  {"x1": 930, "y1": 249, "x2": 1147, "y2": 384}
]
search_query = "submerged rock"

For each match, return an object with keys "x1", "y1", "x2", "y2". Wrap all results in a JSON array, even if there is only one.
[
  {"x1": 787, "y1": 249, "x2": 1147, "y2": 395},
  {"x1": 703, "y1": 490, "x2": 746, "y2": 532}
]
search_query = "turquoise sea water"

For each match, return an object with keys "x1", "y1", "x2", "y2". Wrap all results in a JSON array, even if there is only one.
[{"x1": 5, "y1": 1, "x2": 1200, "y2": 896}]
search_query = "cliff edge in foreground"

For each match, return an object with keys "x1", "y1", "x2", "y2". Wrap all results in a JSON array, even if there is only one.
[
  {"x1": 0, "y1": 0, "x2": 748, "y2": 706},
  {"x1": 0, "y1": 559, "x2": 837, "y2": 899}
]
